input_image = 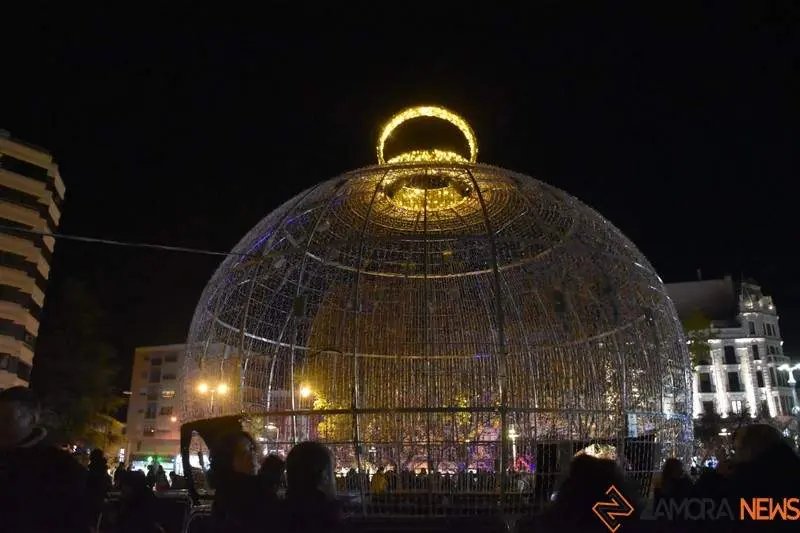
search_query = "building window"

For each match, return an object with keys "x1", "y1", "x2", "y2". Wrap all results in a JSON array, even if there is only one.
[
  {"x1": 143, "y1": 425, "x2": 156, "y2": 436},
  {"x1": 723, "y1": 346, "x2": 737, "y2": 365},
  {"x1": 145, "y1": 403, "x2": 157, "y2": 419},
  {"x1": 702, "y1": 401, "x2": 715, "y2": 414},
  {"x1": 730, "y1": 399, "x2": 743, "y2": 414},
  {"x1": 165, "y1": 354, "x2": 178, "y2": 363},
  {"x1": 756, "y1": 371, "x2": 765, "y2": 388},
  {"x1": 161, "y1": 390, "x2": 176, "y2": 399},
  {"x1": 699, "y1": 373, "x2": 713, "y2": 393},
  {"x1": 139, "y1": 388, "x2": 147, "y2": 396},
  {"x1": 149, "y1": 368, "x2": 161, "y2": 384},
  {"x1": 162, "y1": 373, "x2": 176, "y2": 381},
  {"x1": 159, "y1": 406, "x2": 173, "y2": 416},
  {"x1": 748, "y1": 321, "x2": 756, "y2": 335},
  {"x1": 727, "y1": 372, "x2": 742, "y2": 392},
  {"x1": 151, "y1": 357, "x2": 162, "y2": 366},
  {"x1": 751, "y1": 344, "x2": 760, "y2": 360}
]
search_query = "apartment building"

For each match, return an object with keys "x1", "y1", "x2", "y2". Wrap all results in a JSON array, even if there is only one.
[{"x1": 0, "y1": 131, "x2": 66, "y2": 389}]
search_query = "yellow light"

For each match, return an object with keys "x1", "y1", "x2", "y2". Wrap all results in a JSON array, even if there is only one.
[
  {"x1": 386, "y1": 149, "x2": 467, "y2": 164},
  {"x1": 384, "y1": 170, "x2": 471, "y2": 212},
  {"x1": 299, "y1": 385, "x2": 312, "y2": 399},
  {"x1": 196, "y1": 382, "x2": 209, "y2": 394},
  {"x1": 216, "y1": 383, "x2": 229, "y2": 395},
  {"x1": 170, "y1": 416, "x2": 178, "y2": 423},
  {"x1": 377, "y1": 105, "x2": 478, "y2": 165}
]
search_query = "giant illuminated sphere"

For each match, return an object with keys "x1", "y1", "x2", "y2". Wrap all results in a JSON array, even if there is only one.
[{"x1": 182, "y1": 106, "x2": 692, "y2": 496}]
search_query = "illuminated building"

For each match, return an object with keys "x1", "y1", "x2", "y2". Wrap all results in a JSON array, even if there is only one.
[
  {"x1": 125, "y1": 344, "x2": 189, "y2": 472},
  {"x1": 667, "y1": 276, "x2": 795, "y2": 418},
  {"x1": 182, "y1": 105, "x2": 693, "y2": 502},
  {"x1": 0, "y1": 130, "x2": 65, "y2": 390}
]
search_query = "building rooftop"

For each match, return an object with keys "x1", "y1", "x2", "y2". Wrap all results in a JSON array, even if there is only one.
[
  {"x1": 0, "y1": 129, "x2": 52, "y2": 156},
  {"x1": 665, "y1": 275, "x2": 740, "y2": 325}
]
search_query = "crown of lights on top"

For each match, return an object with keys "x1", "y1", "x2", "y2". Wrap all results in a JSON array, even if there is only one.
[
  {"x1": 377, "y1": 105, "x2": 478, "y2": 165},
  {"x1": 377, "y1": 105, "x2": 477, "y2": 212}
]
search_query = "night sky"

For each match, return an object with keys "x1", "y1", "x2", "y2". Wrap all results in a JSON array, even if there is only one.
[{"x1": 5, "y1": 3, "x2": 797, "y2": 386}]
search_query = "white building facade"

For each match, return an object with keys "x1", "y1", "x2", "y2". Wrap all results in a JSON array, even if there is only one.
[
  {"x1": 125, "y1": 344, "x2": 186, "y2": 472},
  {"x1": 666, "y1": 277, "x2": 795, "y2": 419}
]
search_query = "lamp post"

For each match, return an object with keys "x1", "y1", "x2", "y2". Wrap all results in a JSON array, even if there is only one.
[
  {"x1": 197, "y1": 382, "x2": 229, "y2": 414},
  {"x1": 508, "y1": 427, "x2": 519, "y2": 467},
  {"x1": 778, "y1": 363, "x2": 800, "y2": 414},
  {"x1": 299, "y1": 384, "x2": 313, "y2": 440}
]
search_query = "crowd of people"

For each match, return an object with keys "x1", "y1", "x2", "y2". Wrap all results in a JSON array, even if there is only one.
[{"x1": 1, "y1": 384, "x2": 799, "y2": 532}]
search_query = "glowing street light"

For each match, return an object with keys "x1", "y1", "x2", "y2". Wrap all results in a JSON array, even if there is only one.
[
  {"x1": 170, "y1": 416, "x2": 178, "y2": 423},
  {"x1": 299, "y1": 385, "x2": 312, "y2": 399},
  {"x1": 196, "y1": 381, "x2": 229, "y2": 413},
  {"x1": 508, "y1": 427, "x2": 519, "y2": 464}
]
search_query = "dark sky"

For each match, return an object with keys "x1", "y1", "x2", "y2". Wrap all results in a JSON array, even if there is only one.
[{"x1": 5, "y1": 3, "x2": 797, "y2": 384}]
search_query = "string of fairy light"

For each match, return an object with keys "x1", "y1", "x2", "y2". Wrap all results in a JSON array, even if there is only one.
[{"x1": 0, "y1": 223, "x2": 259, "y2": 259}]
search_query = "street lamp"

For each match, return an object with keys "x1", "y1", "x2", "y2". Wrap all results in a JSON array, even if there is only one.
[
  {"x1": 297, "y1": 385, "x2": 314, "y2": 441},
  {"x1": 197, "y1": 381, "x2": 228, "y2": 413},
  {"x1": 508, "y1": 427, "x2": 519, "y2": 466}
]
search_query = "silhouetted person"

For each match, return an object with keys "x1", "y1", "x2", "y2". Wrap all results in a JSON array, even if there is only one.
[
  {"x1": 728, "y1": 424, "x2": 800, "y2": 532},
  {"x1": 168, "y1": 470, "x2": 185, "y2": 489},
  {"x1": 654, "y1": 457, "x2": 692, "y2": 504},
  {"x1": 281, "y1": 441, "x2": 342, "y2": 532},
  {"x1": 86, "y1": 448, "x2": 113, "y2": 527},
  {"x1": 116, "y1": 470, "x2": 161, "y2": 533},
  {"x1": 113, "y1": 461, "x2": 126, "y2": 489},
  {"x1": 533, "y1": 455, "x2": 640, "y2": 533},
  {"x1": 259, "y1": 453, "x2": 285, "y2": 499},
  {"x1": 154, "y1": 464, "x2": 170, "y2": 491},
  {"x1": 146, "y1": 463, "x2": 157, "y2": 489},
  {"x1": 0, "y1": 386, "x2": 89, "y2": 533},
  {"x1": 209, "y1": 430, "x2": 266, "y2": 533}
]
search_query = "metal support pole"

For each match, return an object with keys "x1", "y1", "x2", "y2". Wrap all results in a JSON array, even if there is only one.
[{"x1": 464, "y1": 169, "x2": 510, "y2": 507}]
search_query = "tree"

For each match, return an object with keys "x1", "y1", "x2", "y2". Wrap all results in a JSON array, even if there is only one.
[
  {"x1": 30, "y1": 279, "x2": 124, "y2": 445},
  {"x1": 693, "y1": 411, "x2": 727, "y2": 463},
  {"x1": 682, "y1": 308, "x2": 712, "y2": 368}
]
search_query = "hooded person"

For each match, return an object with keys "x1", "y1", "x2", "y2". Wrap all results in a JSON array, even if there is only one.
[{"x1": 0, "y1": 386, "x2": 90, "y2": 533}]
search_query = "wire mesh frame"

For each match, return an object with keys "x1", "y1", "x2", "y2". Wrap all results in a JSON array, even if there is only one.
[{"x1": 181, "y1": 162, "x2": 694, "y2": 511}]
